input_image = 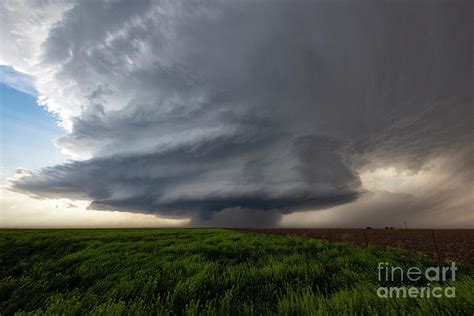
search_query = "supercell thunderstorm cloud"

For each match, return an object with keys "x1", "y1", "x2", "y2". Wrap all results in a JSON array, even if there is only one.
[{"x1": 3, "y1": 0, "x2": 473, "y2": 226}]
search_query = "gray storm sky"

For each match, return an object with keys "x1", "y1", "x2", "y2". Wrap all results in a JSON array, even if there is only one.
[{"x1": 1, "y1": 0, "x2": 472, "y2": 228}]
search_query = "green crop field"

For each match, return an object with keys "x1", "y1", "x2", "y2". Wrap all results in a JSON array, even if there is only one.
[{"x1": 1, "y1": 229, "x2": 473, "y2": 315}]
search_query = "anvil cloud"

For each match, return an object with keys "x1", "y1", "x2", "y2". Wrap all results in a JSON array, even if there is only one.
[{"x1": 3, "y1": 0, "x2": 473, "y2": 226}]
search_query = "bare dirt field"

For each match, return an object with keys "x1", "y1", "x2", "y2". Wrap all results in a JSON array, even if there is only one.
[{"x1": 240, "y1": 228, "x2": 474, "y2": 264}]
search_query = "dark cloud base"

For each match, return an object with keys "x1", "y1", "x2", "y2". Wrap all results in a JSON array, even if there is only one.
[{"x1": 12, "y1": 134, "x2": 362, "y2": 222}]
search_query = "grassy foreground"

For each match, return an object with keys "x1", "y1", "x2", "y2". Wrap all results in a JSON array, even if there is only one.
[{"x1": 1, "y1": 229, "x2": 473, "y2": 315}]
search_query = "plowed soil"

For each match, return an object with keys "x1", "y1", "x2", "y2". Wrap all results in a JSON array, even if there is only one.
[{"x1": 240, "y1": 228, "x2": 474, "y2": 264}]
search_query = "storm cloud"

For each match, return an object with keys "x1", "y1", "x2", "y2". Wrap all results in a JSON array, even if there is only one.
[{"x1": 4, "y1": 0, "x2": 473, "y2": 226}]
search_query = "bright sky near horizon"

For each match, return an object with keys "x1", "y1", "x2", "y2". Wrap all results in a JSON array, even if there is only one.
[{"x1": 0, "y1": 0, "x2": 472, "y2": 228}]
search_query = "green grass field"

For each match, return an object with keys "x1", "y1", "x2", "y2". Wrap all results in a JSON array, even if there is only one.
[{"x1": 1, "y1": 229, "x2": 473, "y2": 315}]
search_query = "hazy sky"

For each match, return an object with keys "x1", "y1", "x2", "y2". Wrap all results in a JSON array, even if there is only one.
[{"x1": 1, "y1": 0, "x2": 472, "y2": 228}]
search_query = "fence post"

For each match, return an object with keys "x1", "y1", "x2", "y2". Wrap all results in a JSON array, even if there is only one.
[
  {"x1": 432, "y1": 230, "x2": 441, "y2": 261},
  {"x1": 364, "y1": 231, "x2": 369, "y2": 247}
]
